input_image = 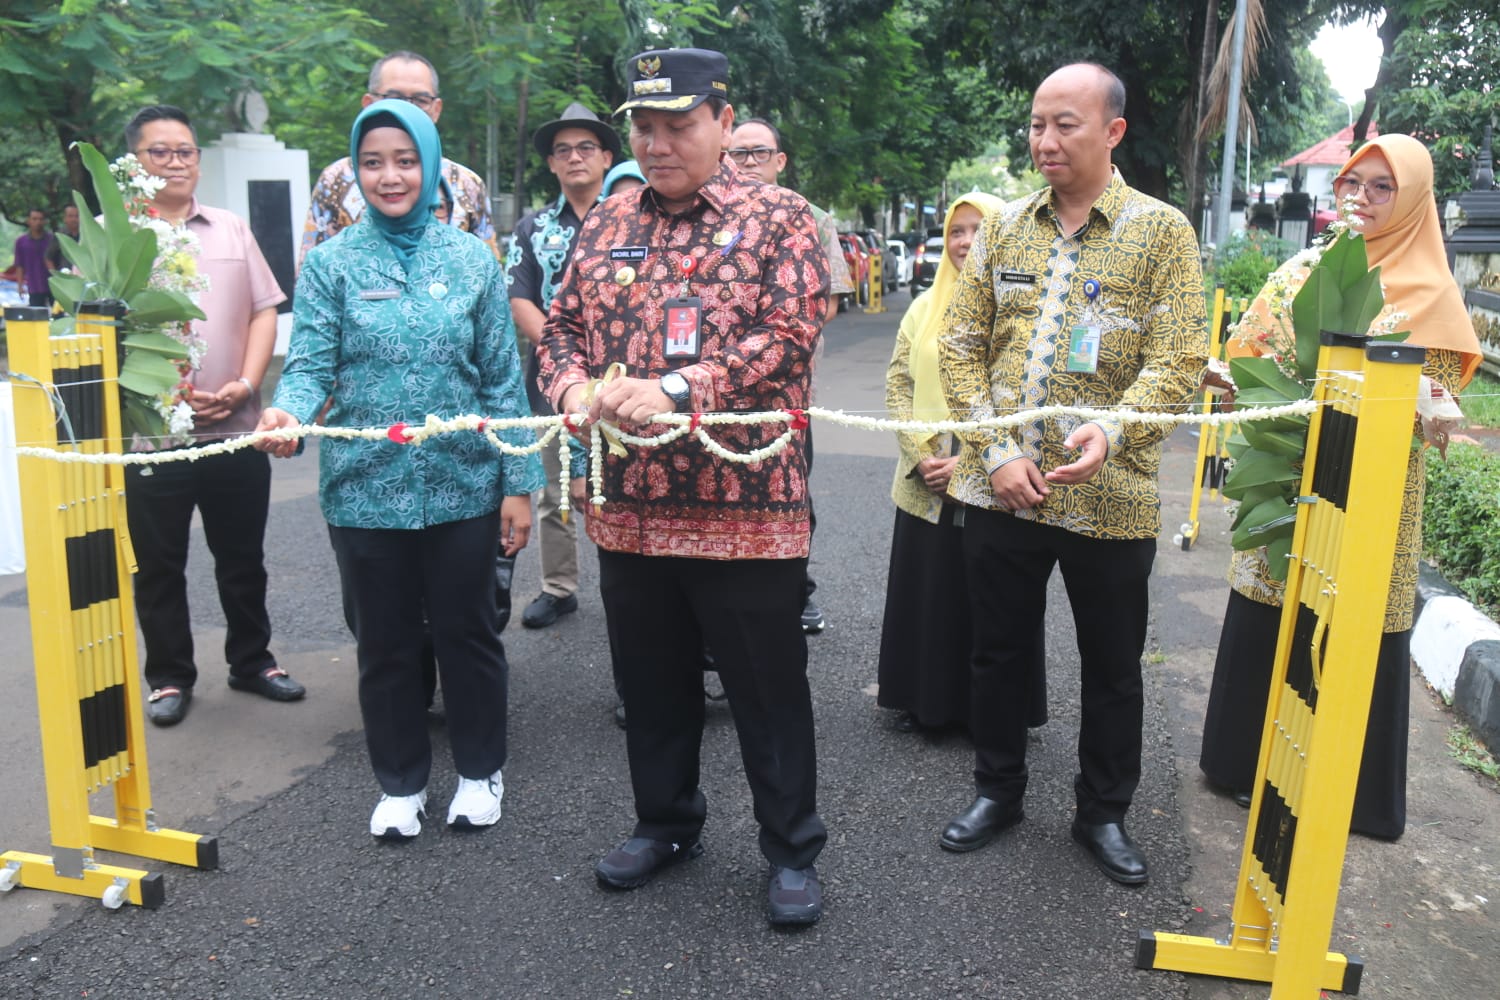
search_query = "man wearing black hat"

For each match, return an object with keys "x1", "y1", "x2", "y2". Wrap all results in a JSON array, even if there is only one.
[
  {"x1": 538, "y1": 47, "x2": 831, "y2": 926},
  {"x1": 508, "y1": 103, "x2": 619, "y2": 636}
]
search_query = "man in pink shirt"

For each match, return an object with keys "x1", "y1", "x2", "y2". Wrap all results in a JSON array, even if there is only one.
[{"x1": 122, "y1": 104, "x2": 306, "y2": 726}]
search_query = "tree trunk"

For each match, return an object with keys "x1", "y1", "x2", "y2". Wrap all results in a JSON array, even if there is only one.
[
  {"x1": 1183, "y1": 0, "x2": 1221, "y2": 236},
  {"x1": 1354, "y1": 7, "x2": 1408, "y2": 146}
]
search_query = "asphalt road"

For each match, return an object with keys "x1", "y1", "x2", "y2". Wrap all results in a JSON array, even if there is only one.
[{"x1": 1, "y1": 290, "x2": 1496, "y2": 998}]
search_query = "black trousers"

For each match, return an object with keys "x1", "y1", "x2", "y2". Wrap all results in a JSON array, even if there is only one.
[
  {"x1": 599, "y1": 549, "x2": 826, "y2": 869},
  {"x1": 963, "y1": 507, "x2": 1156, "y2": 824},
  {"x1": 124, "y1": 447, "x2": 275, "y2": 692},
  {"x1": 329, "y1": 510, "x2": 509, "y2": 796}
]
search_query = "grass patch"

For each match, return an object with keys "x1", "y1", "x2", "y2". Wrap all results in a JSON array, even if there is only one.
[
  {"x1": 1461, "y1": 369, "x2": 1500, "y2": 429},
  {"x1": 1447, "y1": 723, "x2": 1500, "y2": 784}
]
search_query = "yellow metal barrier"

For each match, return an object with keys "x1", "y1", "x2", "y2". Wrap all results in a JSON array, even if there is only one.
[
  {"x1": 1177, "y1": 290, "x2": 1250, "y2": 551},
  {"x1": 863, "y1": 245, "x2": 884, "y2": 314},
  {"x1": 0, "y1": 303, "x2": 216, "y2": 911},
  {"x1": 1139, "y1": 333, "x2": 1427, "y2": 997}
]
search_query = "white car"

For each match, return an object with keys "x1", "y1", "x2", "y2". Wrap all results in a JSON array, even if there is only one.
[{"x1": 885, "y1": 239, "x2": 913, "y2": 287}]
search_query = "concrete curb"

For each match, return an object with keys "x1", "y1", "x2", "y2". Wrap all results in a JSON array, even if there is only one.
[{"x1": 1414, "y1": 563, "x2": 1500, "y2": 750}]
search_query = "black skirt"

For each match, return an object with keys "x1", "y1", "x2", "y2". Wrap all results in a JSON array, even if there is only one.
[
  {"x1": 876, "y1": 506, "x2": 1046, "y2": 731},
  {"x1": 1199, "y1": 590, "x2": 1408, "y2": 840}
]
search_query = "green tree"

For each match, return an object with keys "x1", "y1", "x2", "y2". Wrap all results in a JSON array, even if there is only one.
[
  {"x1": 0, "y1": 0, "x2": 380, "y2": 215},
  {"x1": 1381, "y1": 5, "x2": 1499, "y2": 198}
]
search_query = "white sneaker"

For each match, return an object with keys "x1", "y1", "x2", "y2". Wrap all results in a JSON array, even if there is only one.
[
  {"x1": 370, "y1": 789, "x2": 427, "y2": 840},
  {"x1": 447, "y1": 769, "x2": 504, "y2": 828}
]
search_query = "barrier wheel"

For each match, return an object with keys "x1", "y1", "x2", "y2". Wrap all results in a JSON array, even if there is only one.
[
  {"x1": 0, "y1": 864, "x2": 19, "y2": 892},
  {"x1": 101, "y1": 881, "x2": 128, "y2": 910}
]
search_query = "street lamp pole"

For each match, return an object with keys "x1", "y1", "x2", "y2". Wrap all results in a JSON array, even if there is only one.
[{"x1": 1215, "y1": 0, "x2": 1250, "y2": 248}]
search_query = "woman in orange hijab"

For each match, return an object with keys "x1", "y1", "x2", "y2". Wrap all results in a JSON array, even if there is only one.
[
  {"x1": 1199, "y1": 134, "x2": 1482, "y2": 839},
  {"x1": 876, "y1": 193, "x2": 1047, "y2": 735}
]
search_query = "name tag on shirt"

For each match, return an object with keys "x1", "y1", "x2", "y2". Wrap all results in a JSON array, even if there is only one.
[
  {"x1": 999, "y1": 271, "x2": 1036, "y2": 285},
  {"x1": 358, "y1": 289, "x2": 400, "y2": 301},
  {"x1": 610, "y1": 246, "x2": 649, "y2": 263}
]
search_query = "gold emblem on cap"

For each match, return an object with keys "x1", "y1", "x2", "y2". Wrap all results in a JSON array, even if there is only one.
[
  {"x1": 633, "y1": 78, "x2": 671, "y2": 95},
  {"x1": 615, "y1": 266, "x2": 636, "y2": 286},
  {"x1": 637, "y1": 56, "x2": 662, "y2": 78}
]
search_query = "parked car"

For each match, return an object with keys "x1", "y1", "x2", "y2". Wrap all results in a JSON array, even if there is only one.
[
  {"x1": 885, "y1": 239, "x2": 912, "y2": 287},
  {"x1": 911, "y1": 234, "x2": 946, "y2": 290},
  {"x1": 837, "y1": 233, "x2": 869, "y2": 309}
]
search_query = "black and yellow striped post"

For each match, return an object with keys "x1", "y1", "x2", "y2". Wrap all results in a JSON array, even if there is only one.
[
  {"x1": 1139, "y1": 334, "x2": 1426, "y2": 996},
  {"x1": 1179, "y1": 289, "x2": 1250, "y2": 551},
  {"x1": 0, "y1": 302, "x2": 216, "y2": 911}
]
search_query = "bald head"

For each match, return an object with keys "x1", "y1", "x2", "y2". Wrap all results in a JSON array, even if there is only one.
[
  {"x1": 1038, "y1": 63, "x2": 1125, "y2": 122},
  {"x1": 1029, "y1": 63, "x2": 1127, "y2": 201}
]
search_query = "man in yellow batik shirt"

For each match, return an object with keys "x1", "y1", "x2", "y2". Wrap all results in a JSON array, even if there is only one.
[{"x1": 935, "y1": 63, "x2": 1207, "y2": 887}]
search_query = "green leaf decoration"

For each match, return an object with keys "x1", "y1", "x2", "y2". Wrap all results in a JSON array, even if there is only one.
[
  {"x1": 1224, "y1": 448, "x2": 1301, "y2": 499},
  {"x1": 1341, "y1": 267, "x2": 1386, "y2": 335},
  {"x1": 48, "y1": 272, "x2": 85, "y2": 315},
  {"x1": 127, "y1": 288, "x2": 204, "y2": 326},
  {"x1": 76, "y1": 142, "x2": 131, "y2": 241},
  {"x1": 70, "y1": 189, "x2": 114, "y2": 289},
  {"x1": 1229, "y1": 356, "x2": 1308, "y2": 400},
  {"x1": 119, "y1": 349, "x2": 183, "y2": 398},
  {"x1": 120, "y1": 329, "x2": 192, "y2": 359},
  {"x1": 115, "y1": 227, "x2": 160, "y2": 300},
  {"x1": 1265, "y1": 534, "x2": 1295, "y2": 582},
  {"x1": 1230, "y1": 482, "x2": 1289, "y2": 529},
  {"x1": 1290, "y1": 267, "x2": 1327, "y2": 384},
  {"x1": 1231, "y1": 496, "x2": 1298, "y2": 549},
  {"x1": 1240, "y1": 419, "x2": 1309, "y2": 458}
]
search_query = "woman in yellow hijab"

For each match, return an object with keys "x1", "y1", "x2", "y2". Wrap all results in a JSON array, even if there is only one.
[
  {"x1": 876, "y1": 193, "x2": 1046, "y2": 734},
  {"x1": 1200, "y1": 134, "x2": 1483, "y2": 839}
]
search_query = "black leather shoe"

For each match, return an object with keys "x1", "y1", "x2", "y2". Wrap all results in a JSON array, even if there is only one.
[
  {"x1": 1232, "y1": 790, "x2": 1253, "y2": 809},
  {"x1": 227, "y1": 666, "x2": 306, "y2": 702},
  {"x1": 522, "y1": 591, "x2": 578, "y2": 629},
  {"x1": 767, "y1": 865, "x2": 822, "y2": 926},
  {"x1": 940, "y1": 796, "x2": 1024, "y2": 853},
  {"x1": 595, "y1": 836, "x2": 703, "y2": 890},
  {"x1": 1071, "y1": 820, "x2": 1149, "y2": 885},
  {"x1": 613, "y1": 698, "x2": 627, "y2": 729},
  {"x1": 893, "y1": 711, "x2": 918, "y2": 733},
  {"x1": 146, "y1": 686, "x2": 191, "y2": 726}
]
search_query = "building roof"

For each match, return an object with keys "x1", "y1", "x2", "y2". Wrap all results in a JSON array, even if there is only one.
[{"x1": 1281, "y1": 123, "x2": 1380, "y2": 168}]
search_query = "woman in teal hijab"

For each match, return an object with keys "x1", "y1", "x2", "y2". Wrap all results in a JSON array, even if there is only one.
[{"x1": 260, "y1": 99, "x2": 544, "y2": 842}]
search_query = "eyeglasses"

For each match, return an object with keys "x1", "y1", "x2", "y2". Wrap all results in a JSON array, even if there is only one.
[
  {"x1": 726, "y1": 146, "x2": 777, "y2": 165},
  {"x1": 138, "y1": 146, "x2": 201, "y2": 165},
  {"x1": 1332, "y1": 175, "x2": 1397, "y2": 205},
  {"x1": 372, "y1": 90, "x2": 438, "y2": 109},
  {"x1": 550, "y1": 141, "x2": 602, "y2": 159}
]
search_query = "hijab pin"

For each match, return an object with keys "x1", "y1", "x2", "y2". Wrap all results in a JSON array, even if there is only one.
[{"x1": 429, "y1": 281, "x2": 448, "y2": 300}]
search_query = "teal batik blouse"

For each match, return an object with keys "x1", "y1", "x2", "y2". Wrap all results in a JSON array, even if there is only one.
[{"x1": 276, "y1": 219, "x2": 544, "y2": 529}]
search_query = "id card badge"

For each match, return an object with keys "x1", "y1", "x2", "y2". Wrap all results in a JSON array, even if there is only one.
[
  {"x1": 663, "y1": 296, "x2": 703, "y2": 361},
  {"x1": 1067, "y1": 324, "x2": 1101, "y2": 373}
]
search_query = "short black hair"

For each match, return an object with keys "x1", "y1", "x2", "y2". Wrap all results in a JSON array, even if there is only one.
[
  {"x1": 27, "y1": 207, "x2": 47, "y2": 218},
  {"x1": 704, "y1": 96, "x2": 728, "y2": 119},
  {"x1": 125, "y1": 105, "x2": 196, "y2": 151},
  {"x1": 735, "y1": 116, "x2": 783, "y2": 152},
  {"x1": 369, "y1": 51, "x2": 440, "y2": 96}
]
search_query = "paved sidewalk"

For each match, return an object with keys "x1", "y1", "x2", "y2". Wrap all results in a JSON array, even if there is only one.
[{"x1": 1, "y1": 292, "x2": 1495, "y2": 997}]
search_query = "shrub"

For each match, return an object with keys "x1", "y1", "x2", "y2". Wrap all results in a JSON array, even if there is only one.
[
  {"x1": 1424, "y1": 441, "x2": 1500, "y2": 614},
  {"x1": 1206, "y1": 229, "x2": 1303, "y2": 300}
]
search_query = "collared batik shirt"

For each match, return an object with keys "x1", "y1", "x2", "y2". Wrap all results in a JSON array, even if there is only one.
[
  {"x1": 940, "y1": 173, "x2": 1207, "y2": 539},
  {"x1": 276, "y1": 221, "x2": 543, "y2": 530},
  {"x1": 299, "y1": 156, "x2": 498, "y2": 268},
  {"x1": 537, "y1": 161, "x2": 829, "y2": 560}
]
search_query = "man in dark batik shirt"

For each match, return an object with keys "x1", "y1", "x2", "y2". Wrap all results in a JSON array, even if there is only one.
[{"x1": 538, "y1": 47, "x2": 831, "y2": 927}]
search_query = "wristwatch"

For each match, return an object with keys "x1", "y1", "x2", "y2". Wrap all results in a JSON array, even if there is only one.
[{"x1": 659, "y1": 371, "x2": 691, "y2": 411}]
